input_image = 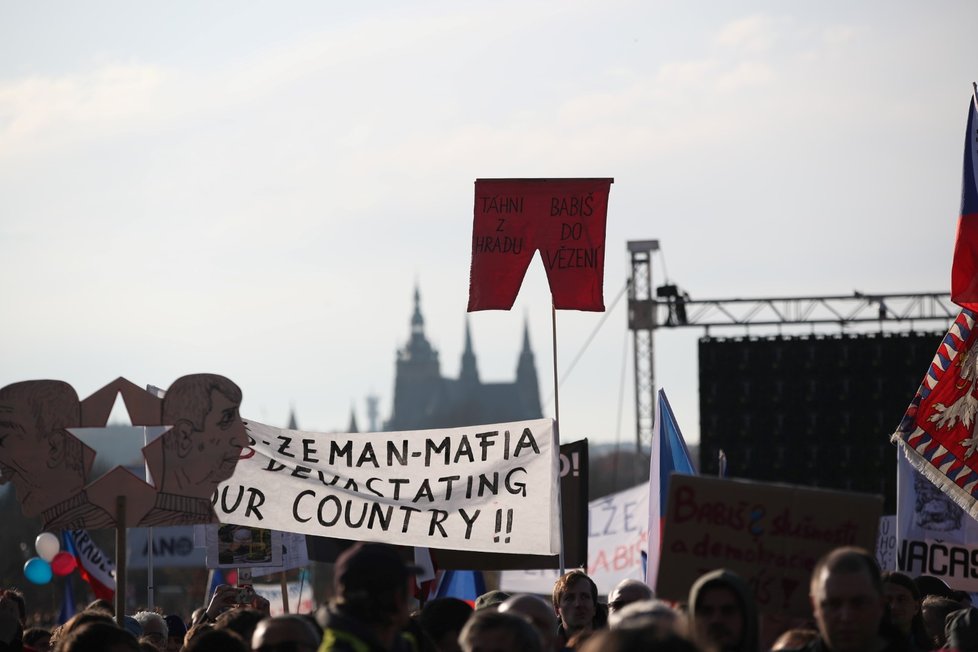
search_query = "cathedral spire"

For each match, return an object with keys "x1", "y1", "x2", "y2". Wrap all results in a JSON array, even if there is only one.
[
  {"x1": 347, "y1": 404, "x2": 359, "y2": 433},
  {"x1": 516, "y1": 317, "x2": 541, "y2": 415},
  {"x1": 459, "y1": 316, "x2": 480, "y2": 384}
]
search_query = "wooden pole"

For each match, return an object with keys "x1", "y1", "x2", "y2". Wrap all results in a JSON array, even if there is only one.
[
  {"x1": 115, "y1": 496, "x2": 127, "y2": 626},
  {"x1": 551, "y1": 305, "x2": 566, "y2": 575},
  {"x1": 280, "y1": 571, "x2": 290, "y2": 614}
]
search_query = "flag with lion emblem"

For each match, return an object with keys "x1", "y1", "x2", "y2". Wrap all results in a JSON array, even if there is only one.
[{"x1": 892, "y1": 309, "x2": 978, "y2": 519}]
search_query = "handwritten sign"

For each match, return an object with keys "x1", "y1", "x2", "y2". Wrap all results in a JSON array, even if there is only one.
[
  {"x1": 216, "y1": 419, "x2": 559, "y2": 554},
  {"x1": 435, "y1": 439, "x2": 588, "y2": 569},
  {"x1": 656, "y1": 475, "x2": 882, "y2": 616},
  {"x1": 501, "y1": 480, "x2": 648, "y2": 596},
  {"x1": 468, "y1": 178, "x2": 613, "y2": 311}
]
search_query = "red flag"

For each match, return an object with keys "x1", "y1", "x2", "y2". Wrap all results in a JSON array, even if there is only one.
[
  {"x1": 892, "y1": 310, "x2": 978, "y2": 519},
  {"x1": 467, "y1": 178, "x2": 613, "y2": 312},
  {"x1": 952, "y1": 93, "x2": 978, "y2": 309}
]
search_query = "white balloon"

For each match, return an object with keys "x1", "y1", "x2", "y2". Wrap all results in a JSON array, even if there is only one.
[{"x1": 35, "y1": 532, "x2": 60, "y2": 562}]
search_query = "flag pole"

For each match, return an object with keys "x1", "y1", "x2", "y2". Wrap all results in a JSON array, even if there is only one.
[
  {"x1": 551, "y1": 304, "x2": 566, "y2": 575},
  {"x1": 972, "y1": 81, "x2": 977, "y2": 108}
]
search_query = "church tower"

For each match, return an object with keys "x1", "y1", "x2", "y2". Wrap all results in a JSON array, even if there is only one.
[
  {"x1": 516, "y1": 317, "x2": 542, "y2": 417},
  {"x1": 387, "y1": 286, "x2": 444, "y2": 430}
]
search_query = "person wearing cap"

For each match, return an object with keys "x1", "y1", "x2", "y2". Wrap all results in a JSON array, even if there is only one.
[
  {"x1": 163, "y1": 615, "x2": 186, "y2": 652},
  {"x1": 474, "y1": 591, "x2": 510, "y2": 612},
  {"x1": 317, "y1": 542, "x2": 420, "y2": 652}
]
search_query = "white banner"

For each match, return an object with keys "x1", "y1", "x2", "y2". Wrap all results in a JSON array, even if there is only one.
[
  {"x1": 127, "y1": 526, "x2": 206, "y2": 569},
  {"x1": 897, "y1": 452, "x2": 978, "y2": 591},
  {"x1": 216, "y1": 419, "x2": 559, "y2": 554},
  {"x1": 876, "y1": 516, "x2": 897, "y2": 572},
  {"x1": 500, "y1": 482, "x2": 648, "y2": 595}
]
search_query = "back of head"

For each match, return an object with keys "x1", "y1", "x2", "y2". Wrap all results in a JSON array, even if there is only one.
[
  {"x1": 578, "y1": 629, "x2": 699, "y2": 652},
  {"x1": 214, "y1": 607, "x2": 263, "y2": 642},
  {"x1": 251, "y1": 615, "x2": 321, "y2": 651},
  {"x1": 945, "y1": 606, "x2": 978, "y2": 649},
  {"x1": 459, "y1": 610, "x2": 542, "y2": 652},
  {"x1": 59, "y1": 622, "x2": 139, "y2": 652},
  {"x1": 474, "y1": 590, "x2": 510, "y2": 612},
  {"x1": 608, "y1": 579, "x2": 655, "y2": 615},
  {"x1": 420, "y1": 598, "x2": 473, "y2": 643},
  {"x1": 183, "y1": 628, "x2": 248, "y2": 652},
  {"x1": 607, "y1": 598, "x2": 677, "y2": 631},
  {"x1": 332, "y1": 542, "x2": 418, "y2": 623}
]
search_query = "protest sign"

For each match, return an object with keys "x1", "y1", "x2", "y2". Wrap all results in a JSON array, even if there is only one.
[
  {"x1": 501, "y1": 480, "x2": 648, "y2": 595},
  {"x1": 468, "y1": 178, "x2": 613, "y2": 311},
  {"x1": 253, "y1": 579, "x2": 314, "y2": 617},
  {"x1": 205, "y1": 525, "x2": 283, "y2": 569},
  {"x1": 877, "y1": 516, "x2": 897, "y2": 572},
  {"x1": 435, "y1": 439, "x2": 588, "y2": 569},
  {"x1": 656, "y1": 475, "x2": 882, "y2": 616},
  {"x1": 216, "y1": 418, "x2": 559, "y2": 554},
  {"x1": 127, "y1": 526, "x2": 206, "y2": 569},
  {"x1": 897, "y1": 452, "x2": 978, "y2": 591}
]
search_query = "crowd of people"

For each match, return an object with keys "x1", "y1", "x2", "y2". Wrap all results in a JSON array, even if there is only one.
[{"x1": 0, "y1": 542, "x2": 976, "y2": 652}]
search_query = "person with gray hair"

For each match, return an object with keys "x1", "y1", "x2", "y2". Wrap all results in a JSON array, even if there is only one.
[
  {"x1": 132, "y1": 611, "x2": 167, "y2": 651},
  {"x1": 458, "y1": 610, "x2": 542, "y2": 652}
]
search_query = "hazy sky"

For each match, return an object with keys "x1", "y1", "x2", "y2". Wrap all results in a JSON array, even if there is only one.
[{"x1": 1, "y1": 1, "x2": 974, "y2": 450}]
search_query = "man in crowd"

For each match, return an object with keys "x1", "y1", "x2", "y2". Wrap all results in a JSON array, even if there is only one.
[
  {"x1": 687, "y1": 569, "x2": 758, "y2": 652},
  {"x1": 552, "y1": 569, "x2": 602, "y2": 648},
  {"x1": 805, "y1": 546, "x2": 905, "y2": 652},
  {"x1": 316, "y1": 542, "x2": 419, "y2": 651}
]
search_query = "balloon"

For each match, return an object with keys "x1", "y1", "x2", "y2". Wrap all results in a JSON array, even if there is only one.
[
  {"x1": 23, "y1": 557, "x2": 52, "y2": 585},
  {"x1": 51, "y1": 551, "x2": 76, "y2": 576},
  {"x1": 35, "y1": 532, "x2": 60, "y2": 562}
]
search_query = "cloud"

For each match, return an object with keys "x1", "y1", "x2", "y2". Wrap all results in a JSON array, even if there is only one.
[{"x1": 715, "y1": 14, "x2": 781, "y2": 53}]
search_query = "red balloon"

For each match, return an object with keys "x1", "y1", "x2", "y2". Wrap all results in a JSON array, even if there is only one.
[{"x1": 51, "y1": 552, "x2": 76, "y2": 577}]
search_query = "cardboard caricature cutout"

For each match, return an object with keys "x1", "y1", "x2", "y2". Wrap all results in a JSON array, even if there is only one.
[{"x1": 0, "y1": 374, "x2": 245, "y2": 530}]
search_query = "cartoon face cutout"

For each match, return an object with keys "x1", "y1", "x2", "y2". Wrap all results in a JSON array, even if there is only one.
[{"x1": 184, "y1": 387, "x2": 247, "y2": 488}]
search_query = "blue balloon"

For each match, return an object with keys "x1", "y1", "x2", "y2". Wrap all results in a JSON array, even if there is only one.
[{"x1": 24, "y1": 557, "x2": 52, "y2": 585}]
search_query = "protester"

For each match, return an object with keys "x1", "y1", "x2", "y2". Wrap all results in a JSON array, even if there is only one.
[
  {"x1": 458, "y1": 610, "x2": 541, "y2": 652},
  {"x1": 183, "y1": 627, "x2": 249, "y2": 652},
  {"x1": 921, "y1": 596, "x2": 961, "y2": 649},
  {"x1": 606, "y1": 579, "x2": 655, "y2": 618},
  {"x1": 56, "y1": 622, "x2": 139, "y2": 652},
  {"x1": 497, "y1": 594, "x2": 558, "y2": 652},
  {"x1": 473, "y1": 592, "x2": 510, "y2": 612},
  {"x1": 881, "y1": 571, "x2": 929, "y2": 650},
  {"x1": 251, "y1": 615, "x2": 321, "y2": 652},
  {"x1": 162, "y1": 615, "x2": 185, "y2": 652},
  {"x1": 132, "y1": 611, "x2": 167, "y2": 651},
  {"x1": 687, "y1": 569, "x2": 758, "y2": 652},
  {"x1": 552, "y1": 570, "x2": 603, "y2": 649},
  {"x1": 316, "y1": 541, "x2": 420, "y2": 651},
  {"x1": 419, "y1": 598, "x2": 472, "y2": 652},
  {"x1": 22, "y1": 627, "x2": 52, "y2": 652},
  {"x1": 943, "y1": 606, "x2": 978, "y2": 650},
  {"x1": 606, "y1": 599, "x2": 678, "y2": 633},
  {"x1": 577, "y1": 628, "x2": 698, "y2": 652},
  {"x1": 802, "y1": 546, "x2": 907, "y2": 652}
]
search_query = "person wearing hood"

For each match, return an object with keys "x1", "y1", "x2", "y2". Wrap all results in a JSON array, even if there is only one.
[{"x1": 687, "y1": 569, "x2": 759, "y2": 652}]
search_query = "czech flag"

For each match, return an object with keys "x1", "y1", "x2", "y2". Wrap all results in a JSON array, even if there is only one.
[
  {"x1": 65, "y1": 530, "x2": 115, "y2": 601},
  {"x1": 952, "y1": 89, "x2": 978, "y2": 309},
  {"x1": 645, "y1": 389, "x2": 696, "y2": 591}
]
